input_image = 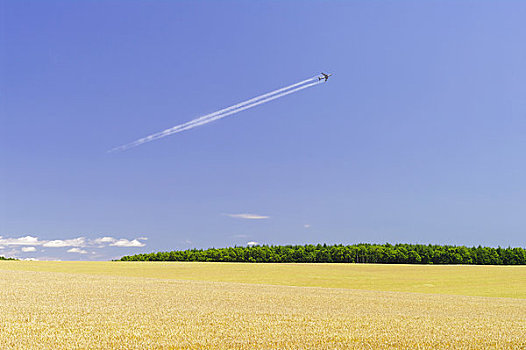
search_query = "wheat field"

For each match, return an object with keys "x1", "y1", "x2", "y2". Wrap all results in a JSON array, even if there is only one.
[{"x1": 1, "y1": 262, "x2": 525, "y2": 349}]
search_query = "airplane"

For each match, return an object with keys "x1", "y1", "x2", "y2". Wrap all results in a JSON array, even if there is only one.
[{"x1": 318, "y1": 72, "x2": 332, "y2": 82}]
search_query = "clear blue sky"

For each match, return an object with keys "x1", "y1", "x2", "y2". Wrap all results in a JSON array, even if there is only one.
[{"x1": 2, "y1": 1, "x2": 525, "y2": 260}]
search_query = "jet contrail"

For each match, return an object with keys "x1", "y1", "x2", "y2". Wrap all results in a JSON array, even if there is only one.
[
  {"x1": 157, "y1": 81, "x2": 321, "y2": 137},
  {"x1": 110, "y1": 76, "x2": 323, "y2": 152}
]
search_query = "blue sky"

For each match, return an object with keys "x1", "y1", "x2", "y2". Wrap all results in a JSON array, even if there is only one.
[{"x1": 1, "y1": 1, "x2": 525, "y2": 260}]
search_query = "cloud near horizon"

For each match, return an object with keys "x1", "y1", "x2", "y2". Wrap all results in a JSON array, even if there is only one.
[
  {"x1": 43, "y1": 237, "x2": 86, "y2": 248},
  {"x1": 226, "y1": 213, "x2": 269, "y2": 220},
  {"x1": 110, "y1": 239, "x2": 145, "y2": 247},
  {"x1": 67, "y1": 247, "x2": 88, "y2": 254},
  {"x1": 0, "y1": 236, "x2": 39, "y2": 246},
  {"x1": 0, "y1": 235, "x2": 147, "y2": 249}
]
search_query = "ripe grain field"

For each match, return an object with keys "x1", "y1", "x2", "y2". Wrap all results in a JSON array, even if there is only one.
[{"x1": 1, "y1": 262, "x2": 525, "y2": 349}]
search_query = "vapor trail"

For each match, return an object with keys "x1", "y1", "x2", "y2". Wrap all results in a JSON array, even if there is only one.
[
  {"x1": 167, "y1": 77, "x2": 317, "y2": 132},
  {"x1": 158, "y1": 81, "x2": 321, "y2": 137},
  {"x1": 110, "y1": 76, "x2": 321, "y2": 152}
]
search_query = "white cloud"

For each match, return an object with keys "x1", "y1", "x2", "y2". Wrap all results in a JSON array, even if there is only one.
[
  {"x1": 23, "y1": 258, "x2": 39, "y2": 261},
  {"x1": 247, "y1": 241, "x2": 260, "y2": 247},
  {"x1": 43, "y1": 237, "x2": 86, "y2": 248},
  {"x1": 0, "y1": 235, "x2": 147, "y2": 257},
  {"x1": 0, "y1": 235, "x2": 148, "y2": 248},
  {"x1": 92, "y1": 236, "x2": 148, "y2": 247},
  {"x1": 67, "y1": 248, "x2": 88, "y2": 254},
  {"x1": 0, "y1": 235, "x2": 40, "y2": 246},
  {"x1": 226, "y1": 213, "x2": 269, "y2": 220},
  {"x1": 110, "y1": 239, "x2": 145, "y2": 247},
  {"x1": 93, "y1": 237, "x2": 116, "y2": 244},
  {"x1": 304, "y1": 224, "x2": 311, "y2": 229}
]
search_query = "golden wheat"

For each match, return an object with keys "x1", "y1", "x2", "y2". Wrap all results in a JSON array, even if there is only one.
[
  {"x1": 1, "y1": 263, "x2": 525, "y2": 349},
  {"x1": 3, "y1": 261, "x2": 525, "y2": 298}
]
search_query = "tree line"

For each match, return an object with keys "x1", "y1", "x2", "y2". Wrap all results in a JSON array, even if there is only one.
[
  {"x1": 0, "y1": 256, "x2": 16, "y2": 261},
  {"x1": 119, "y1": 243, "x2": 526, "y2": 265}
]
